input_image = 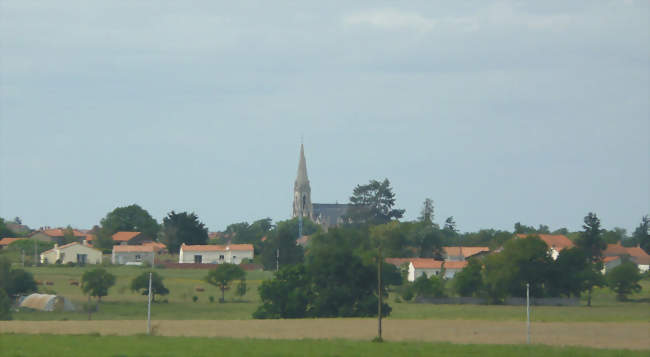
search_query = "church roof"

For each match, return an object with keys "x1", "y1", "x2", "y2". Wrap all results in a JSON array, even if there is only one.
[
  {"x1": 295, "y1": 143, "x2": 310, "y2": 189},
  {"x1": 313, "y1": 203, "x2": 351, "y2": 227}
]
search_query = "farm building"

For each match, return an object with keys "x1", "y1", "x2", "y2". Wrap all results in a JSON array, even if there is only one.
[
  {"x1": 18, "y1": 293, "x2": 75, "y2": 312},
  {"x1": 30, "y1": 228, "x2": 87, "y2": 244},
  {"x1": 515, "y1": 234, "x2": 575, "y2": 260},
  {"x1": 40, "y1": 242, "x2": 102, "y2": 265},
  {"x1": 179, "y1": 244, "x2": 254, "y2": 264},
  {"x1": 0, "y1": 237, "x2": 27, "y2": 249},
  {"x1": 407, "y1": 259, "x2": 468, "y2": 282},
  {"x1": 112, "y1": 245, "x2": 156, "y2": 265},
  {"x1": 112, "y1": 231, "x2": 151, "y2": 245},
  {"x1": 604, "y1": 243, "x2": 650, "y2": 273},
  {"x1": 442, "y1": 246, "x2": 490, "y2": 261}
]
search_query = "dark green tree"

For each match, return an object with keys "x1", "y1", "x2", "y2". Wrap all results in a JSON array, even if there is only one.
[
  {"x1": 346, "y1": 178, "x2": 405, "y2": 225},
  {"x1": 606, "y1": 261, "x2": 642, "y2": 301},
  {"x1": 412, "y1": 273, "x2": 445, "y2": 298},
  {"x1": 0, "y1": 258, "x2": 37, "y2": 297},
  {"x1": 419, "y1": 198, "x2": 434, "y2": 225},
  {"x1": 260, "y1": 219, "x2": 306, "y2": 270},
  {"x1": 548, "y1": 248, "x2": 603, "y2": 298},
  {"x1": 130, "y1": 271, "x2": 169, "y2": 302},
  {"x1": 575, "y1": 212, "x2": 606, "y2": 262},
  {"x1": 632, "y1": 215, "x2": 649, "y2": 254},
  {"x1": 81, "y1": 268, "x2": 116, "y2": 302},
  {"x1": 99, "y1": 204, "x2": 160, "y2": 241},
  {"x1": 453, "y1": 258, "x2": 483, "y2": 297},
  {"x1": 0, "y1": 289, "x2": 11, "y2": 320},
  {"x1": 0, "y1": 218, "x2": 16, "y2": 238},
  {"x1": 254, "y1": 264, "x2": 312, "y2": 318},
  {"x1": 205, "y1": 263, "x2": 246, "y2": 302},
  {"x1": 602, "y1": 228, "x2": 628, "y2": 245},
  {"x1": 161, "y1": 211, "x2": 209, "y2": 253}
]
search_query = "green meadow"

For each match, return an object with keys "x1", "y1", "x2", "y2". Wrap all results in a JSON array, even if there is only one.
[{"x1": 9, "y1": 265, "x2": 650, "y2": 322}]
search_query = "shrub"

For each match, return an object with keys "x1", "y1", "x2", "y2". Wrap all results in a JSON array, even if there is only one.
[
  {"x1": 606, "y1": 261, "x2": 642, "y2": 301},
  {"x1": 209, "y1": 296, "x2": 215, "y2": 303},
  {"x1": 192, "y1": 296, "x2": 198, "y2": 303}
]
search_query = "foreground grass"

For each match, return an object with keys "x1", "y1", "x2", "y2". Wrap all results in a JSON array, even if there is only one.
[{"x1": 0, "y1": 334, "x2": 645, "y2": 357}]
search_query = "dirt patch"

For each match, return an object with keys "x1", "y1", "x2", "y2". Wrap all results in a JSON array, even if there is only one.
[{"x1": 1, "y1": 319, "x2": 647, "y2": 350}]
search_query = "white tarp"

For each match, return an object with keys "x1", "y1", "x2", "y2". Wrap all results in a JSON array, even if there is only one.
[{"x1": 18, "y1": 293, "x2": 76, "y2": 312}]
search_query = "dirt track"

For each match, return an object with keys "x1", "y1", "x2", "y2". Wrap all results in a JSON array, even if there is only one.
[{"x1": 1, "y1": 319, "x2": 648, "y2": 350}]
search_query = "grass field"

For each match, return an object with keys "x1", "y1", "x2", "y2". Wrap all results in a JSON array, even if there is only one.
[
  {"x1": 10, "y1": 265, "x2": 650, "y2": 323},
  {"x1": 0, "y1": 334, "x2": 646, "y2": 357}
]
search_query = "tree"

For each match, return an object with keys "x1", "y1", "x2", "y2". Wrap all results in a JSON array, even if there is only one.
[
  {"x1": 419, "y1": 198, "x2": 434, "y2": 225},
  {"x1": 412, "y1": 273, "x2": 445, "y2": 298},
  {"x1": 205, "y1": 263, "x2": 246, "y2": 302},
  {"x1": 0, "y1": 257, "x2": 37, "y2": 297},
  {"x1": 13, "y1": 217, "x2": 21, "y2": 225},
  {"x1": 254, "y1": 264, "x2": 312, "y2": 318},
  {"x1": 0, "y1": 289, "x2": 11, "y2": 320},
  {"x1": 602, "y1": 228, "x2": 627, "y2": 245},
  {"x1": 453, "y1": 258, "x2": 483, "y2": 297},
  {"x1": 99, "y1": 204, "x2": 160, "y2": 241},
  {"x1": 442, "y1": 216, "x2": 458, "y2": 238},
  {"x1": 409, "y1": 223, "x2": 443, "y2": 259},
  {"x1": 0, "y1": 218, "x2": 16, "y2": 238},
  {"x1": 81, "y1": 268, "x2": 116, "y2": 302},
  {"x1": 130, "y1": 271, "x2": 169, "y2": 302},
  {"x1": 548, "y1": 248, "x2": 603, "y2": 298},
  {"x1": 346, "y1": 179, "x2": 405, "y2": 225},
  {"x1": 632, "y1": 215, "x2": 649, "y2": 254},
  {"x1": 260, "y1": 219, "x2": 306, "y2": 270},
  {"x1": 161, "y1": 211, "x2": 209, "y2": 253},
  {"x1": 606, "y1": 261, "x2": 642, "y2": 301},
  {"x1": 62, "y1": 225, "x2": 76, "y2": 244},
  {"x1": 575, "y1": 212, "x2": 606, "y2": 262},
  {"x1": 235, "y1": 279, "x2": 247, "y2": 300}
]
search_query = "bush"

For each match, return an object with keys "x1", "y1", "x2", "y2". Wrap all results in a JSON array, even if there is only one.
[
  {"x1": 606, "y1": 261, "x2": 642, "y2": 301},
  {"x1": 0, "y1": 289, "x2": 12, "y2": 320},
  {"x1": 192, "y1": 296, "x2": 198, "y2": 303},
  {"x1": 209, "y1": 296, "x2": 215, "y2": 303}
]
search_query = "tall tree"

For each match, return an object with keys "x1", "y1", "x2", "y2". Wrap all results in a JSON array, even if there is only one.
[
  {"x1": 346, "y1": 179, "x2": 405, "y2": 225},
  {"x1": 161, "y1": 211, "x2": 209, "y2": 253},
  {"x1": 99, "y1": 204, "x2": 160, "y2": 241},
  {"x1": 632, "y1": 215, "x2": 649, "y2": 253},
  {"x1": 443, "y1": 217, "x2": 457, "y2": 234},
  {"x1": 205, "y1": 264, "x2": 245, "y2": 303},
  {"x1": 418, "y1": 198, "x2": 434, "y2": 225},
  {"x1": 575, "y1": 212, "x2": 606, "y2": 262},
  {"x1": 0, "y1": 218, "x2": 16, "y2": 238},
  {"x1": 130, "y1": 271, "x2": 169, "y2": 302},
  {"x1": 260, "y1": 219, "x2": 305, "y2": 270},
  {"x1": 81, "y1": 268, "x2": 116, "y2": 302}
]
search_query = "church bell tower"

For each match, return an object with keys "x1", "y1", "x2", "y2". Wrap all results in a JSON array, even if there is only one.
[{"x1": 293, "y1": 143, "x2": 313, "y2": 219}]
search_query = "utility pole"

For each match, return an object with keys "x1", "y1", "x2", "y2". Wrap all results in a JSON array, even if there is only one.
[
  {"x1": 21, "y1": 249, "x2": 25, "y2": 268},
  {"x1": 526, "y1": 282, "x2": 530, "y2": 345},
  {"x1": 147, "y1": 272, "x2": 152, "y2": 335},
  {"x1": 33, "y1": 240, "x2": 37, "y2": 266},
  {"x1": 377, "y1": 244, "x2": 383, "y2": 342}
]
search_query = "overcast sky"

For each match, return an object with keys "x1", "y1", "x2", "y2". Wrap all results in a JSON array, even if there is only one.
[{"x1": 1, "y1": 1, "x2": 648, "y2": 233}]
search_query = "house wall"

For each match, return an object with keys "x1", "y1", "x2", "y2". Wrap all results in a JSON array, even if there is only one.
[
  {"x1": 179, "y1": 248, "x2": 254, "y2": 264},
  {"x1": 112, "y1": 251, "x2": 155, "y2": 265},
  {"x1": 41, "y1": 245, "x2": 102, "y2": 264},
  {"x1": 408, "y1": 264, "x2": 441, "y2": 282},
  {"x1": 443, "y1": 268, "x2": 462, "y2": 279}
]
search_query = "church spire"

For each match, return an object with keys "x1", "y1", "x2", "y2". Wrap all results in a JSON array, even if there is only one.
[{"x1": 293, "y1": 143, "x2": 312, "y2": 218}]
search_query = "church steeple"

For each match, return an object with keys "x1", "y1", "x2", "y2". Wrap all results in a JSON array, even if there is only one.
[{"x1": 293, "y1": 143, "x2": 312, "y2": 218}]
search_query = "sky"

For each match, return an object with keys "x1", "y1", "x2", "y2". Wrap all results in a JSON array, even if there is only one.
[{"x1": 0, "y1": 1, "x2": 648, "y2": 234}]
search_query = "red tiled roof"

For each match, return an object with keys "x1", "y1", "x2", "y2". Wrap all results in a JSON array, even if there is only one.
[
  {"x1": 228, "y1": 244, "x2": 254, "y2": 251},
  {"x1": 112, "y1": 231, "x2": 141, "y2": 242},
  {"x1": 141, "y1": 241, "x2": 166, "y2": 251},
  {"x1": 603, "y1": 256, "x2": 621, "y2": 263},
  {"x1": 411, "y1": 259, "x2": 444, "y2": 269},
  {"x1": 603, "y1": 243, "x2": 629, "y2": 256},
  {"x1": 444, "y1": 261, "x2": 469, "y2": 269},
  {"x1": 180, "y1": 244, "x2": 253, "y2": 252},
  {"x1": 113, "y1": 245, "x2": 156, "y2": 253},
  {"x1": 0, "y1": 237, "x2": 27, "y2": 246},
  {"x1": 623, "y1": 246, "x2": 650, "y2": 259},
  {"x1": 516, "y1": 234, "x2": 574, "y2": 251},
  {"x1": 42, "y1": 242, "x2": 97, "y2": 254},
  {"x1": 181, "y1": 244, "x2": 227, "y2": 252},
  {"x1": 41, "y1": 229, "x2": 86, "y2": 237},
  {"x1": 443, "y1": 246, "x2": 490, "y2": 258}
]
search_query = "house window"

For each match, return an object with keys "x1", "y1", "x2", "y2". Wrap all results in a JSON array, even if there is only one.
[
  {"x1": 233, "y1": 256, "x2": 237, "y2": 263},
  {"x1": 194, "y1": 255, "x2": 202, "y2": 264},
  {"x1": 219, "y1": 255, "x2": 224, "y2": 260},
  {"x1": 135, "y1": 254, "x2": 142, "y2": 261},
  {"x1": 77, "y1": 254, "x2": 87, "y2": 265}
]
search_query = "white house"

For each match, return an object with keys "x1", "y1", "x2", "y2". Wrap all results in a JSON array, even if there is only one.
[
  {"x1": 112, "y1": 245, "x2": 156, "y2": 265},
  {"x1": 179, "y1": 244, "x2": 254, "y2": 264},
  {"x1": 407, "y1": 259, "x2": 469, "y2": 282},
  {"x1": 40, "y1": 242, "x2": 102, "y2": 265},
  {"x1": 601, "y1": 256, "x2": 622, "y2": 274}
]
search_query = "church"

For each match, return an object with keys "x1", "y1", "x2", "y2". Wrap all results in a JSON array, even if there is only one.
[{"x1": 292, "y1": 144, "x2": 351, "y2": 231}]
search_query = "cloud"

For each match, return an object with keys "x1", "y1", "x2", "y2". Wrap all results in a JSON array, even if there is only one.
[{"x1": 342, "y1": 9, "x2": 436, "y2": 32}]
